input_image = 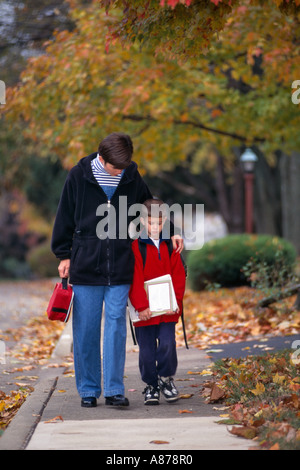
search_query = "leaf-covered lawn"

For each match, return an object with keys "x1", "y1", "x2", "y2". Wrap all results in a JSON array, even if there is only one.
[
  {"x1": 210, "y1": 350, "x2": 300, "y2": 450},
  {"x1": 176, "y1": 286, "x2": 300, "y2": 450},
  {"x1": 176, "y1": 287, "x2": 300, "y2": 349}
]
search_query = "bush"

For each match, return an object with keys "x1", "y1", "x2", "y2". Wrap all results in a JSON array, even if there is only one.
[
  {"x1": 27, "y1": 240, "x2": 59, "y2": 278},
  {"x1": 186, "y1": 234, "x2": 297, "y2": 291},
  {"x1": 1, "y1": 257, "x2": 31, "y2": 279}
]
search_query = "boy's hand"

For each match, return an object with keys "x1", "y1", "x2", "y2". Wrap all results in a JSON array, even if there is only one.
[
  {"x1": 138, "y1": 308, "x2": 152, "y2": 321},
  {"x1": 171, "y1": 235, "x2": 184, "y2": 253},
  {"x1": 165, "y1": 308, "x2": 179, "y2": 315}
]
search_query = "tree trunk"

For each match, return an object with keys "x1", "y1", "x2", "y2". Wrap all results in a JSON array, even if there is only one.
[
  {"x1": 294, "y1": 292, "x2": 300, "y2": 310},
  {"x1": 215, "y1": 153, "x2": 231, "y2": 228},
  {"x1": 280, "y1": 152, "x2": 300, "y2": 255},
  {"x1": 258, "y1": 284, "x2": 300, "y2": 308},
  {"x1": 253, "y1": 148, "x2": 282, "y2": 236},
  {"x1": 229, "y1": 162, "x2": 244, "y2": 233},
  {"x1": 215, "y1": 152, "x2": 244, "y2": 234}
]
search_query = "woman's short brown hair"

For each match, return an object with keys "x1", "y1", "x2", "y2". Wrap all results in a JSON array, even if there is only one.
[{"x1": 98, "y1": 132, "x2": 133, "y2": 169}]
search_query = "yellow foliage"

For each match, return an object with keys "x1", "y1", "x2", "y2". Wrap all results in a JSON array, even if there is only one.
[{"x1": 4, "y1": 0, "x2": 300, "y2": 170}]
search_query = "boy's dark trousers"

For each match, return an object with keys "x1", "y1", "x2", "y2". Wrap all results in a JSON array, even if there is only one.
[{"x1": 135, "y1": 322, "x2": 178, "y2": 387}]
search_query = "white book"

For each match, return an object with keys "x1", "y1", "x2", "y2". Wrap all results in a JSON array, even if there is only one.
[{"x1": 128, "y1": 274, "x2": 178, "y2": 323}]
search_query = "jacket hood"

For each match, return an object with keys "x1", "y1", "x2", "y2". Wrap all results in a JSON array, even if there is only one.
[{"x1": 77, "y1": 152, "x2": 139, "y2": 185}]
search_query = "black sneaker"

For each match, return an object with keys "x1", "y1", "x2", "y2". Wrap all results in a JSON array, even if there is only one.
[
  {"x1": 81, "y1": 397, "x2": 97, "y2": 408},
  {"x1": 143, "y1": 385, "x2": 160, "y2": 405},
  {"x1": 105, "y1": 394, "x2": 129, "y2": 407},
  {"x1": 158, "y1": 377, "x2": 179, "y2": 402}
]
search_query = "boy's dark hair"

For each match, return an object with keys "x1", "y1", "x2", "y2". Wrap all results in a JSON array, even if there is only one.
[
  {"x1": 142, "y1": 198, "x2": 167, "y2": 218},
  {"x1": 98, "y1": 132, "x2": 133, "y2": 169}
]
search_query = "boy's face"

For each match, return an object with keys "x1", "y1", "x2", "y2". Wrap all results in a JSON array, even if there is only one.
[
  {"x1": 98, "y1": 155, "x2": 123, "y2": 176},
  {"x1": 142, "y1": 215, "x2": 166, "y2": 240}
]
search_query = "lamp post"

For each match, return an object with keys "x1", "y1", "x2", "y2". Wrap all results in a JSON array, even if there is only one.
[{"x1": 240, "y1": 148, "x2": 258, "y2": 234}]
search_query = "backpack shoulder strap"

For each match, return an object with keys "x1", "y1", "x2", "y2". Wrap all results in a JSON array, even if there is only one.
[
  {"x1": 138, "y1": 238, "x2": 147, "y2": 268},
  {"x1": 165, "y1": 238, "x2": 174, "y2": 258},
  {"x1": 165, "y1": 239, "x2": 188, "y2": 278}
]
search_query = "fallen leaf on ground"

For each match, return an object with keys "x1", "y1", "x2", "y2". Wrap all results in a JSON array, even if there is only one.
[
  {"x1": 208, "y1": 383, "x2": 225, "y2": 403},
  {"x1": 150, "y1": 440, "x2": 170, "y2": 445},
  {"x1": 206, "y1": 349, "x2": 224, "y2": 353},
  {"x1": 250, "y1": 382, "x2": 265, "y2": 396},
  {"x1": 269, "y1": 443, "x2": 280, "y2": 450},
  {"x1": 44, "y1": 415, "x2": 64, "y2": 423},
  {"x1": 229, "y1": 426, "x2": 257, "y2": 440},
  {"x1": 188, "y1": 369, "x2": 213, "y2": 376}
]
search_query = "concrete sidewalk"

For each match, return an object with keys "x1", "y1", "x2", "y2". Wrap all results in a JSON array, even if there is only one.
[{"x1": 0, "y1": 321, "x2": 256, "y2": 451}]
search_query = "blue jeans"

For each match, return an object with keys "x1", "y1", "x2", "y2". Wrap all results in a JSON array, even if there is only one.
[{"x1": 72, "y1": 284, "x2": 130, "y2": 398}]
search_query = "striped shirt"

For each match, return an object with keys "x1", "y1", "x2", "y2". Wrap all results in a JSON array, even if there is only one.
[{"x1": 91, "y1": 154, "x2": 124, "y2": 200}]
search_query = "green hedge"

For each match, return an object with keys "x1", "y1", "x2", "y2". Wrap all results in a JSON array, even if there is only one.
[
  {"x1": 186, "y1": 234, "x2": 297, "y2": 291},
  {"x1": 27, "y1": 240, "x2": 59, "y2": 278}
]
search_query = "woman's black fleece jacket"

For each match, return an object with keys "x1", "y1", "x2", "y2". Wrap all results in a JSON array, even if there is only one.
[{"x1": 51, "y1": 152, "x2": 153, "y2": 286}]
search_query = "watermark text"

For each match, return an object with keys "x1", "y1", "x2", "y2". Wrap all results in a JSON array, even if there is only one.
[
  {"x1": 0, "y1": 340, "x2": 6, "y2": 365},
  {"x1": 95, "y1": 197, "x2": 204, "y2": 250},
  {"x1": 291, "y1": 80, "x2": 300, "y2": 104},
  {"x1": 0, "y1": 80, "x2": 5, "y2": 105},
  {"x1": 291, "y1": 340, "x2": 300, "y2": 365}
]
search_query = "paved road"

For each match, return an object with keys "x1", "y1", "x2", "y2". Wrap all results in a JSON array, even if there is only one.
[
  {"x1": 206, "y1": 334, "x2": 300, "y2": 361},
  {"x1": 0, "y1": 279, "x2": 56, "y2": 394}
]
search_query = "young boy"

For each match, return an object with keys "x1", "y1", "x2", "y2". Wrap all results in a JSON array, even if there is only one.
[{"x1": 129, "y1": 199, "x2": 186, "y2": 405}]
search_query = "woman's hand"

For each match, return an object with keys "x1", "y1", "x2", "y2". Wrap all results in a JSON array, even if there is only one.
[
  {"x1": 58, "y1": 259, "x2": 70, "y2": 279},
  {"x1": 171, "y1": 234, "x2": 184, "y2": 253}
]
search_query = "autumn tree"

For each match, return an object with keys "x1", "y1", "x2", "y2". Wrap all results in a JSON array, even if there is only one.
[
  {"x1": 100, "y1": 0, "x2": 300, "y2": 63},
  {"x1": 6, "y1": 1, "x2": 300, "y2": 159},
  {"x1": 3, "y1": 0, "x2": 300, "y2": 247}
]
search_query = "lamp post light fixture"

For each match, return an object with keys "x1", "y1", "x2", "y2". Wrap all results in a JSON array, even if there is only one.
[{"x1": 240, "y1": 148, "x2": 258, "y2": 234}]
